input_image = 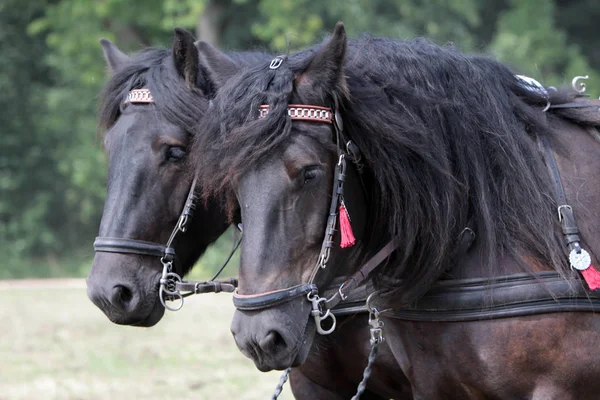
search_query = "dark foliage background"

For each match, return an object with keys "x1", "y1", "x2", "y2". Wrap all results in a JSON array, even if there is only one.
[{"x1": 1, "y1": 0, "x2": 598, "y2": 278}]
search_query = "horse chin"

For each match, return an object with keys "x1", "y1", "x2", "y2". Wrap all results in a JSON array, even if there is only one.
[
  {"x1": 104, "y1": 295, "x2": 165, "y2": 327},
  {"x1": 233, "y1": 301, "x2": 317, "y2": 372},
  {"x1": 252, "y1": 325, "x2": 316, "y2": 372},
  {"x1": 131, "y1": 300, "x2": 166, "y2": 327},
  {"x1": 290, "y1": 320, "x2": 317, "y2": 365}
]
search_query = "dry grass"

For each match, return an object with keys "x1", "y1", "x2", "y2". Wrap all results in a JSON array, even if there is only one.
[{"x1": 0, "y1": 280, "x2": 292, "y2": 400}]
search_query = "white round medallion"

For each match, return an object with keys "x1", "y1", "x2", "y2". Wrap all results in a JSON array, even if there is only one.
[{"x1": 569, "y1": 248, "x2": 592, "y2": 271}]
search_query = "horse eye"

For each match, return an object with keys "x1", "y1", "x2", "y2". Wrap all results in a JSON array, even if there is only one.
[
  {"x1": 166, "y1": 147, "x2": 186, "y2": 162},
  {"x1": 303, "y1": 167, "x2": 320, "y2": 185}
]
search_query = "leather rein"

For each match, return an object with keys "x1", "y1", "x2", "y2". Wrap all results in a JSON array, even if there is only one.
[{"x1": 94, "y1": 89, "x2": 238, "y2": 311}]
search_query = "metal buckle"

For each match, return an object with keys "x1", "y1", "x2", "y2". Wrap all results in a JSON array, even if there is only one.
[
  {"x1": 557, "y1": 205, "x2": 572, "y2": 222},
  {"x1": 269, "y1": 56, "x2": 284, "y2": 70},
  {"x1": 338, "y1": 282, "x2": 348, "y2": 301}
]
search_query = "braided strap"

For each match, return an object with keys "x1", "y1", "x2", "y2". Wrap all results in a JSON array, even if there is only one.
[
  {"x1": 270, "y1": 368, "x2": 291, "y2": 400},
  {"x1": 259, "y1": 104, "x2": 332, "y2": 124},
  {"x1": 351, "y1": 342, "x2": 380, "y2": 400},
  {"x1": 124, "y1": 88, "x2": 154, "y2": 104}
]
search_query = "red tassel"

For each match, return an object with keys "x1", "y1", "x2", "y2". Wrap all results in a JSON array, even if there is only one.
[
  {"x1": 581, "y1": 265, "x2": 600, "y2": 291},
  {"x1": 339, "y1": 204, "x2": 356, "y2": 248}
]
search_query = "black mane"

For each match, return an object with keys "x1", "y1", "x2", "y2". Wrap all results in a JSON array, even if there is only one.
[
  {"x1": 193, "y1": 35, "x2": 593, "y2": 300},
  {"x1": 98, "y1": 46, "x2": 268, "y2": 134}
]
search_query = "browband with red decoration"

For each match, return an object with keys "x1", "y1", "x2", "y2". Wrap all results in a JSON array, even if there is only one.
[
  {"x1": 124, "y1": 88, "x2": 154, "y2": 105},
  {"x1": 258, "y1": 104, "x2": 333, "y2": 124}
]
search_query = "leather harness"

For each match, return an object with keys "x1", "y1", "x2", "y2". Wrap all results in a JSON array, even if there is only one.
[
  {"x1": 233, "y1": 89, "x2": 600, "y2": 328},
  {"x1": 96, "y1": 83, "x2": 600, "y2": 324}
]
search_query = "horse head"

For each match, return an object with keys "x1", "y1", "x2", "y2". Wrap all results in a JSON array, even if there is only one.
[
  {"x1": 193, "y1": 23, "x2": 371, "y2": 371},
  {"x1": 87, "y1": 28, "x2": 229, "y2": 327}
]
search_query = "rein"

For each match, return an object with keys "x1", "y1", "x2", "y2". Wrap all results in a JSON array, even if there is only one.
[{"x1": 94, "y1": 88, "x2": 239, "y2": 312}]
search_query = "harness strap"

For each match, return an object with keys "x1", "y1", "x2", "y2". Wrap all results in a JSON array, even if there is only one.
[
  {"x1": 233, "y1": 284, "x2": 317, "y2": 311},
  {"x1": 383, "y1": 272, "x2": 600, "y2": 322},
  {"x1": 326, "y1": 236, "x2": 401, "y2": 310},
  {"x1": 539, "y1": 135, "x2": 583, "y2": 247},
  {"x1": 175, "y1": 278, "x2": 238, "y2": 295},
  {"x1": 307, "y1": 155, "x2": 346, "y2": 283},
  {"x1": 549, "y1": 100, "x2": 600, "y2": 110}
]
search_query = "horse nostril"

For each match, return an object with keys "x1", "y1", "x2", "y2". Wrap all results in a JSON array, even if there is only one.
[
  {"x1": 259, "y1": 330, "x2": 288, "y2": 354},
  {"x1": 111, "y1": 285, "x2": 134, "y2": 311}
]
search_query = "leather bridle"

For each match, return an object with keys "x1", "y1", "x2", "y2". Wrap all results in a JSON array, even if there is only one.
[
  {"x1": 94, "y1": 89, "x2": 238, "y2": 311},
  {"x1": 232, "y1": 102, "x2": 400, "y2": 334}
]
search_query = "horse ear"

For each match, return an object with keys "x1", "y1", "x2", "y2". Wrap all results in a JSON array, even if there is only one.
[
  {"x1": 196, "y1": 40, "x2": 240, "y2": 89},
  {"x1": 296, "y1": 22, "x2": 348, "y2": 100},
  {"x1": 172, "y1": 27, "x2": 200, "y2": 89},
  {"x1": 99, "y1": 38, "x2": 131, "y2": 74}
]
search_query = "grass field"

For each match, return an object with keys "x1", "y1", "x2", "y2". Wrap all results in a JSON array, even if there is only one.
[{"x1": 0, "y1": 280, "x2": 293, "y2": 400}]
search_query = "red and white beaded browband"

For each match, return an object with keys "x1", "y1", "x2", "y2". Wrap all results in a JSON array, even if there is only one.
[
  {"x1": 123, "y1": 88, "x2": 154, "y2": 105},
  {"x1": 258, "y1": 104, "x2": 333, "y2": 124}
]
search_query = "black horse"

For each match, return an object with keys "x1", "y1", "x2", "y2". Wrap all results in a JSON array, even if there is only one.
[
  {"x1": 86, "y1": 29, "x2": 410, "y2": 399},
  {"x1": 86, "y1": 28, "x2": 263, "y2": 326},
  {"x1": 193, "y1": 22, "x2": 600, "y2": 398}
]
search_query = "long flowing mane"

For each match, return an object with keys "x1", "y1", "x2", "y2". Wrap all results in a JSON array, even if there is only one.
[{"x1": 193, "y1": 35, "x2": 600, "y2": 300}]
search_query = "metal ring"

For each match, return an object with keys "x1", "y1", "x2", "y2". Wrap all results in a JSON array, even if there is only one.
[
  {"x1": 572, "y1": 75, "x2": 589, "y2": 93},
  {"x1": 366, "y1": 291, "x2": 382, "y2": 314},
  {"x1": 315, "y1": 310, "x2": 336, "y2": 335},
  {"x1": 542, "y1": 100, "x2": 550, "y2": 112},
  {"x1": 160, "y1": 291, "x2": 184, "y2": 311}
]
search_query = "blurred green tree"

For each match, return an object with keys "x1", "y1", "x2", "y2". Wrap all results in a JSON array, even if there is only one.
[{"x1": 1, "y1": 0, "x2": 599, "y2": 278}]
